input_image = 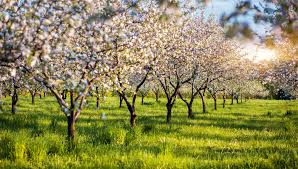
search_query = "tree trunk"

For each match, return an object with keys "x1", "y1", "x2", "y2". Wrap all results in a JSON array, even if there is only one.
[
  {"x1": 31, "y1": 93, "x2": 35, "y2": 105},
  {"x1": 166, "y1": 102, "x2": 173, "y2": 123},
  {"x1": 12, "y1": 102, "x2": 16, "y2": 114},
  {"x1": 44, "y1": 91, "x2": 46, "y2": 98},
  {"x1": 155, "y1": 92, "x2": 159, "y2": 102},
  {"x1": 178, "y1": 91, "x2": 196, "y2": 119},
  {"x1": 141, "y1": 96, "x2": 144, "y2": 105},
  {"x1": 119, "y1": 95, "x2": 123, "y2": 108},
  {"x1": 213, "y1": 95, "x2": 217, "y2": 110},
  {"x1": 39, "y1": 93, "x2": 42, "y2": 99},
  {"x1": 11, "y1": 84, "x2": 18, "y2": 115},
  {"x1": 223, "y1": 94, "x2": 226, "y2": 108},
  {"x1": 67, "y1": 114, "x2": 75, "y2": 141},
  {"x1": 96, "y1": 96, "x2": 100, "y2": 109},
  {"x1": 68, "y1": 91, "x2": 76, "y2": 142},
  {"x1": 130, "y1": 112, "x2": 137, "y2": 127},
  {"x1": 236, "y1": 95, "x2": 239, "y2": 104},
  {"x1": 95, "y1": 86, "x2": 99, "y2": 109},
  {"x1": 127, "y1": 104, "x2": 136, "y2": 127},
  {"x1": 231, "y1": 93, "x2": 234, "y2": 105},
  {"x1": 240, "y1": 94, "x2": 243, "y2": 103},
  {"x1": 199, "y1": 92, "x2": 206, "y2": 113},
  {"x1": 187, "y1": 103, "x2": 194, "y2": 119}
]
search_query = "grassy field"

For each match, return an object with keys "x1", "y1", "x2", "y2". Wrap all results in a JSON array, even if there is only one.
[{"x1": 0, "y1": 95, "x2": 297, "y2": 168}]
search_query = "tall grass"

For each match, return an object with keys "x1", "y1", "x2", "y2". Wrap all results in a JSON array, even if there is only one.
[{"x1": 0, "y1": 96, "x2": 297, "y2": 168}]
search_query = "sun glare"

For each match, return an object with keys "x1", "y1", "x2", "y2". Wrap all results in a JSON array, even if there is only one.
[
  {"x1": 243, "y1": 43, "x2": 276, "y2": 62},
  {"x1": 254, "y1": 48, "x2": 276, "y2": 62}
]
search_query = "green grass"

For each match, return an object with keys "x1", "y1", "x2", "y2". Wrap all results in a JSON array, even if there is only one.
[{"x1": 0, "y1": 95, "x2": 297, "y2": 168}]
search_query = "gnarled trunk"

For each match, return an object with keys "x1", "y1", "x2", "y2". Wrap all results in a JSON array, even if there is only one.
[
  {"x1": 67, "y1": 113, "x2": 75, "y2": 141},
  {"x1": 187, "y1": 103, "x2": 194, "y2": 119},
  {"x1": 120, "y1": 92, "x2": 138, "y2": 127},
  {"x1": 158, "y1": 77, "x2": 180, "y2": 124},
  {"x1": 179, "y1": 92, "x2": 196, "y2": 119},
  {"x1": 68, "y1": 91, "x2": 76, "y2": 141},
  {"x1": 141, "y1": 95, "x2": 144, "y2": 105},
  {"x1": 12, "y1": 102, "x2": 16, "y2": 114},
  {"x1": 166, "y1": 102, "x2": 173, "y2": 123},
  {"x1": 130, "y1": 113, "x2": 137, "y2": 127},
  {"x1": 32, "y1": 94, "x2": 35, "y2": 105},
  {"x1": 213, "y1": 95, "x2": 217, "y2": 110},
  {"x1": 96, "y1": 96, "x2": 100, "y2": 109},
  {"x1": 127, "y1": 104, "x2": 136, "y2": 127},
  {"x1": 95, "y1": 86, "x2": 100, "y2": 109},
  {"x1": 236, "y1": 95, "x2": 239, "y2": 104},
  {"x1": 231, "y1": 93, "x2": 234, "y2": 105},
  {"x1": 30, "y1": 91, "x2": 36, "y2": 105},
  {"x1": 155, "y1": 91, "x2": 159, "y2": 102},
  {"x1": 11, "y1": 87, "x2": 18, "y2": 114},
  {"x1": 199, "y1": 92, "x2": 206, "y2": 113},
  {"x1": 119, "y1": 95, "x2": 123, "y2": 108}
]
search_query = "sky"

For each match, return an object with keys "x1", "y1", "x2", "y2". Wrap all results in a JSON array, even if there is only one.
[
  {"x1": 203, "y1": 0, "x2": 272, "y2": 35},
  {"x1": 199, "y1": 0, "x2": 277, "y2": 61}
]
